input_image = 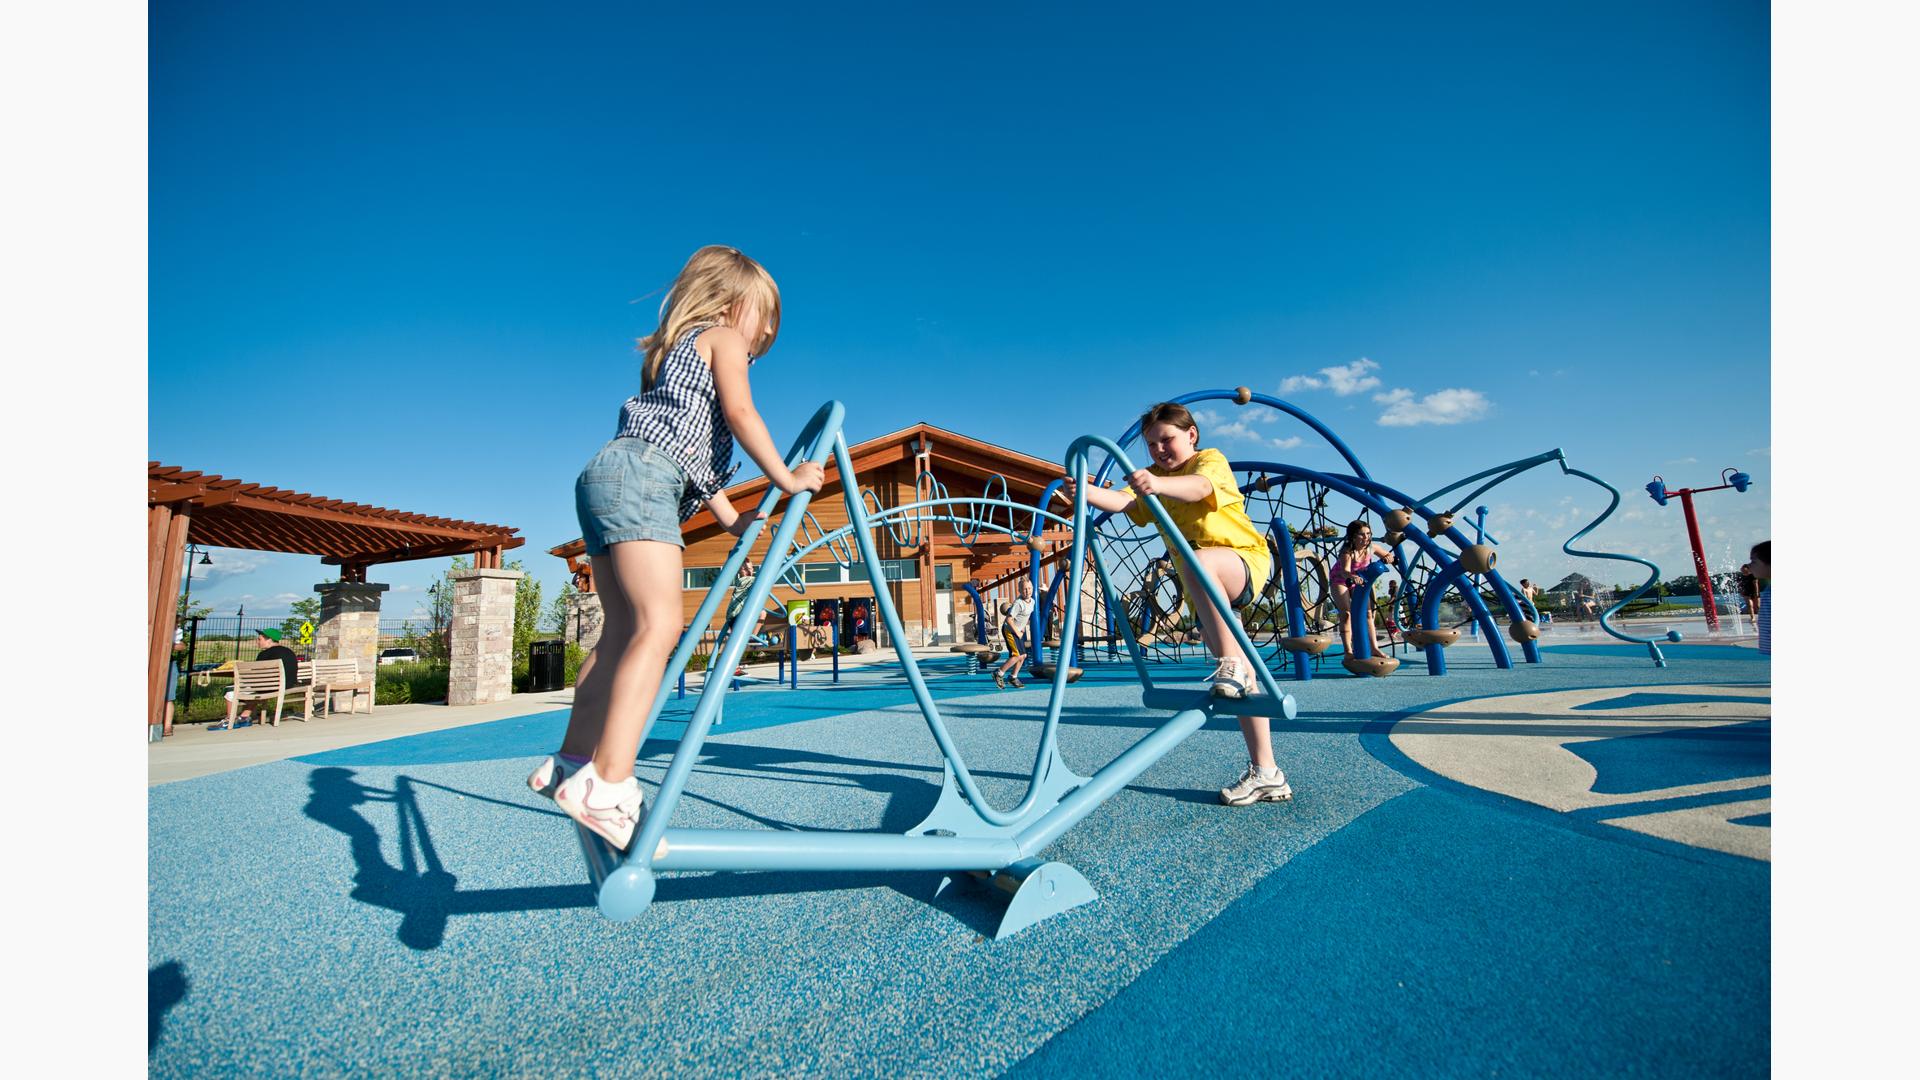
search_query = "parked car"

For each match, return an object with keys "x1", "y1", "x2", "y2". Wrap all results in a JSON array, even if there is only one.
[{"x1": 378, "y1": 648, "x2": 420, "y2": 665}]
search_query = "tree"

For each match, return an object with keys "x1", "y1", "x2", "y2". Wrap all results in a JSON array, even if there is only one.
[
  {"x1": 510, "y1": 559, "x2": 544, "y2": 664},
  {"x1": 546, "y1": 581, "x2": 578, "y2": 636},
  {"x1": 421, "y1": 556, "x2": 469, "y2": 664},
  {"x1": 178, "y1": 594, "x2": 213, "y2": 623},
  {"x1": 279, "y1": 596, "x2": 322, "y2": 641}
]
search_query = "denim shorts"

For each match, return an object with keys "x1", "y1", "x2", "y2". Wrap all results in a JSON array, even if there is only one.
[{"x1": 575, "y1": 437, "x2": 688, "y2": 556}]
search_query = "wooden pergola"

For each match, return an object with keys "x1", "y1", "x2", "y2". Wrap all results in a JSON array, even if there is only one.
[{"x1": 147, "y1": 464, "x2": 524, "y2": 734}]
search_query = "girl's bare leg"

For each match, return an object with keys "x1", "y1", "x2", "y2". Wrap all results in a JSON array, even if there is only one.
[
  {"x1": 583, "y1": 540, "x2": 684, "y2": 783},
  {"x1": 557, "y1": 648, "x2": 601, "y2": 760},
  {"x1": 1176, "y1": 549, "x2": 1276, "y2": 769}
]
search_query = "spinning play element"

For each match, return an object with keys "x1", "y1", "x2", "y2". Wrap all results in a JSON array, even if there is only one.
[
  {"x1": 1031, "y1": 663, "x2": 1083, "y2": 683},
  {"x1": 577, "y1": 403, "x2": 1299, "y2": 941}
]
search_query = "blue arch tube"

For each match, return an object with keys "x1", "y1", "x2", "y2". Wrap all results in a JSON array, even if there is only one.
[
  {"x1": 1274, "y1": 519, "x2": 1314, "y2": 681},
  {"x1": 1090, "y1": 388, "x2": 1375, "y2": 487},
  {"x1": 1417, "y1": 559, "x2": 1478, "y2": 676}
]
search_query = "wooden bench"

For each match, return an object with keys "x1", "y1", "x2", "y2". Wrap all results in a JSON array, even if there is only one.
[
  {"x1": 232, "y1": 659, "x2": 315, "y2": 727},
  {"x1": 312, "y1": 658, "x2": 375, "y2": 716}
]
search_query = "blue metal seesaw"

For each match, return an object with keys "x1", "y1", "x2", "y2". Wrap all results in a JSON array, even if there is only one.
[{"x1": 574, "y1": 401, "x2": 1299, "y2": 940}]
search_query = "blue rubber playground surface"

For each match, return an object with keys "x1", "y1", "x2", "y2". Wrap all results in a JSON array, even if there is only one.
[{"x1": 149, "y1": 644, "x2": 1770, "y2": 1077}]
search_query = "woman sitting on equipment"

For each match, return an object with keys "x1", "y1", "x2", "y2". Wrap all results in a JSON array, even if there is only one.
[{"x1": 1330, "y1": 519, "x2": 1396, "y2": 660}]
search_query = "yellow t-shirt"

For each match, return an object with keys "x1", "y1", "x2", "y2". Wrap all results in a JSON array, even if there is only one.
[{"x1": 1124, "y1": 447, "x2": 1272, "y2": 598}]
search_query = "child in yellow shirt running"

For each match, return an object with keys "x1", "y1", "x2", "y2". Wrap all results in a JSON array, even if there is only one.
[{"x1": 1060, "y1": 402, "x2": 1292, "y2": 806}]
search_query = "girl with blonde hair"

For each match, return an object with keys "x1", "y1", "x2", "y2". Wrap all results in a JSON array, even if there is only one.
[
  {"x1": 1060, "y1": 402, "x2": 1295, "y2": 807},
  {"x1": 528, "y1": 246, "x2": 825, "y2": 850}
]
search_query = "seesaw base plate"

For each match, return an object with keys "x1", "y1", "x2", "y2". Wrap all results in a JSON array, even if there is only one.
[{"x1": 936, "y1": 858, "x2": 1100, "y2": 940}]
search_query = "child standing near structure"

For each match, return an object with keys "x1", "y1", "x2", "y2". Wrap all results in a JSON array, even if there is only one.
[
  {"x1": 527, "y1": 246, "x2": 824, "y2": 850},
  {"x1": 1331, "y1": 519, "x2": 1397, "y2": 658},
  {"x1": 991, "y1": 578, "x2": 1035, "y2": 689},
  {"x1": 1059, "y1": 402, "x2": 1291, "y2": 806}
]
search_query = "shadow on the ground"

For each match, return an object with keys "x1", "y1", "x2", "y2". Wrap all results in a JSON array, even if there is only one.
[
  {"x1": 304, "y1": 759, "x2": 1020, "y2": 945},
  {"x1": 305, "y1": 767, "x2": 594, "y2": 951},
  {"x1": 651, "y1": 868, "x2": 1008, "y2": 936},
  {"x1": 149, "y1": 961, "x2": 187, "y2": 1053}
]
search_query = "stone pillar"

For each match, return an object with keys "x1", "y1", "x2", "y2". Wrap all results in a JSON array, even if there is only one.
[
  {"x1": 449, "y1": 567, "x2": 522, "y2": 705},
  {"x1": 315, "y1": 581, "x2": 389, "y2": 683},
  {"x1": 564, "y1": 591, "x2": 605, "y2": 654}
]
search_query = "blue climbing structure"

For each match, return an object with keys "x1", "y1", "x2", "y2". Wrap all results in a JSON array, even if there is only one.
[{"x1": 577, "y1": 402, "x2": 1299, "y2": 940}]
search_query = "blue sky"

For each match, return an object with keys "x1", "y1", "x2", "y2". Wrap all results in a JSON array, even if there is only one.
[{"x1": 148, "y1": 0, "x2": 1770, "y2": 621}]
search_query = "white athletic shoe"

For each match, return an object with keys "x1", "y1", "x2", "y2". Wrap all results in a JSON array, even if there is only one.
[
  {"x1": 1220, "y1": 763, "x2": 1293, "y2": 806},
  {"x1": 554, "y1": 761, "x2": 645, "y2": 850},
  {"x1": 1208, "y1": 658, "x2": 1252, "y2": 699},
  {"x1": 526, "y1": 754, "x2": 580, "y2": 801}
]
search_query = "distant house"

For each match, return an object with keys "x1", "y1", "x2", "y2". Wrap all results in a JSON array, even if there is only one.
[
  {"x1": 1546, "y1": 573, "x2": 1595, "y2": 595},
  {"x1": 550, "y1": 422, "x2": 1069, "y2": 646}
]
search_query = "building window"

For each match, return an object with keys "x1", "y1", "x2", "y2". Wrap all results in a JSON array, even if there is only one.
[
  {"x1": 935, "y1": 564, "x2": 953, "y2": 588},
  {"x1": 684, "y1": 567, "x2": 722, "y2": 591},
  {"x1": 846, "y1": 559, "x2": 920, "y2": 582},
  {"x1": 803, "y1": 563, "x2": 843, "y2": 584}
]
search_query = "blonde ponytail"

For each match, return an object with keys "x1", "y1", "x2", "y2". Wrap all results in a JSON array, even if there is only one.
[{"x1": 639, "y1": 245, "x2": 782, "y2": 387}]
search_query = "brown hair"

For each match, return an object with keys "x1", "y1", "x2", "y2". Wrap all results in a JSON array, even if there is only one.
[
  {"x1": 1138, "y1": 402, "x2": 1198, "y2": 435},
  {"x1": 1341, "y1": 518, "x2": 1374, "y2": 556}
]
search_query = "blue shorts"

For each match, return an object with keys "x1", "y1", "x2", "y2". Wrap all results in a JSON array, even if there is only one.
[{"x1": 575, "y1": 437, "x2": 688, "y2": 556}]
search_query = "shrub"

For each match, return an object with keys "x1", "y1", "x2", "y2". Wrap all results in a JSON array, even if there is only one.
[{"x1": 376, "y1": 661, "x2": 449, "y2": 705}]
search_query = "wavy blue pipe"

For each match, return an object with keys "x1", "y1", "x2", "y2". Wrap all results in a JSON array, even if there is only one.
[
  {"x1": 1558, "y1": 464, "x2": 1678, "y2": 666},
  {"x1": 1415, "y1": 449, "x2": 1667, "y2": 663}
]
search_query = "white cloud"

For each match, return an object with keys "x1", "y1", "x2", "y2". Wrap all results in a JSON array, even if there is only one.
[
  {"x1": 1279, "y1": 357, "x2": 1381, "y2": 396},
  {"x1": 1746, "y1": 447, "x2": 1771, "y2": 457},
  {"x1": 1323, "y1": 358, "x2": 1381, "y2": 395},
  {"x1": 1195, "y1": 407, "x2": 1298, "y2": 449},
  {"x1": 1270, "y1": 435, "x2": 1303, "y2": 450},
  {"x1": 1665, "y1": 456, "x2": 1699, "y2": 465},
  {"x1": 196, "y1": 551, "x2": 267, "y2": 580},
  {"x1": 1374, "y1": 387, "x2": 1491, "y2": 427}
]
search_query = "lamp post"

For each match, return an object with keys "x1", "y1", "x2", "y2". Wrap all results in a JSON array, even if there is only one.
[
  {"x1": 1646, "y1": 468, "x2": 1752, "y2": 632},
  {"x1": 179, "y1": 546, "x2": 212, "y2": 710},
  {"x1": 429, "y1": 580, "x2": 444, "y2": 662}
]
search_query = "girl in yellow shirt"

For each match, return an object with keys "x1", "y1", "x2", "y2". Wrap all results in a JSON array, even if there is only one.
[{"x1": 1061, "y1": 402, "x2": 1292, "y2": 807}]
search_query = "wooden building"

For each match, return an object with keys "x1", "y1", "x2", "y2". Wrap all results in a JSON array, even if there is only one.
[{"x1": 550, "y1": 424, "x2": 1073, "y2": 644}]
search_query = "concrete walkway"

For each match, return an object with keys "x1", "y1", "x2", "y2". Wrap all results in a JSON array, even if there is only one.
[{"x1": 148, "y1": 643, "x2": 964, "y2": 786}]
